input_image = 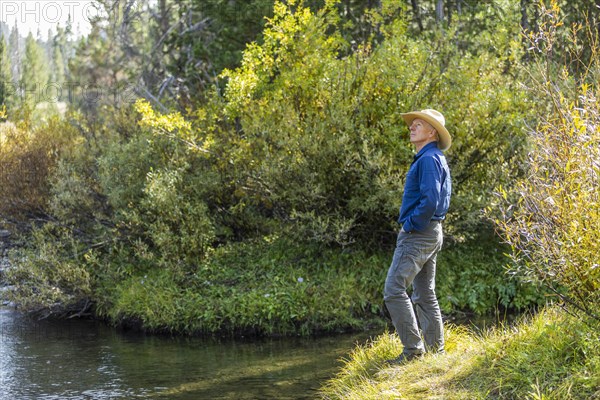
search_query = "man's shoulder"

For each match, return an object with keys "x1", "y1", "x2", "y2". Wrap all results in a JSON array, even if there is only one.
[
  {"x1": 416, "y1": 142, "x2": 441, "y2": 157},
  {"x1": 418, "y1": 146, "x2": 445, "y2": 162},
  {"x1": 416, "y1": 147, "x2": 448, "y2": 173}
]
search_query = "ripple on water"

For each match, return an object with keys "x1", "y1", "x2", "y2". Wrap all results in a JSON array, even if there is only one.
[{"x1": 0, "y1": 309, "x2": 376, "y2": 400}]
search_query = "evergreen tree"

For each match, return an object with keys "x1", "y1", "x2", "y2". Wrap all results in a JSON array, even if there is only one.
[
  {"x1": 21, "y1": 33, "x2": 50, "y2": 106},
  {"x1": 67, "y1": 0, "x2": 149, "y2": 115},
  {"x1": 64, "y1": 15, "x2": 75, "y2": 64},
  {"x1": 8, "y1": 24, "x2": 21, "y2": 83},
  {"x1": 51, "y1": 27, "x2": 66, "y2": 89},
  {"x1": 46, "y1": 28, "x2": 54, "y2": 62},
  {"x1": 54, "y1": 20, "x2": 75, "y2": 86},
  {"x1": 0, "y1": 32, "x2": 14, "y2": 110}
]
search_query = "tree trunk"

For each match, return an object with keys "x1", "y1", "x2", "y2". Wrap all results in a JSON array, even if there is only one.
[
  {"x1": 436, "y1": 0, "x2": 444, "y2": 23},
  {"x1": 159, "y1": 0, "x2": 169, "y2": 34},
  {"x1": 520, "y1": 0, "x2": 529, "y2": 33},
  {"x1": 519, "y1": 0, "x2": 530, "y2": 60},
  {"x1": 410, "y1": 0, "x2": 424, "y2": 32},
  {"x1": 533, "y1": 3, "x2": 539, "y2": 34}
]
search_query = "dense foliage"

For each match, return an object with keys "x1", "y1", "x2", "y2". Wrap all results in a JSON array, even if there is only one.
[
  {"x1": 321, "y1": 3, "x2": 600, "y2": 395},
  {"x1": 0, "y1": 32, "x2": 12, "y2": 113},
  {"x1": 1, "y1": 0, "x2": 571, "y2": 335},
  {"x1": 0, "y1": 118, "x2": 79, "y2": 221},
  {"x1": 495, "y1": 2, "x2": 600, "y2": 322}
]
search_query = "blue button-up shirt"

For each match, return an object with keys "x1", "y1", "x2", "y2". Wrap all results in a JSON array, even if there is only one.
[{"x1": 398, "y1": 142, "x2": 451, "y2": 233}]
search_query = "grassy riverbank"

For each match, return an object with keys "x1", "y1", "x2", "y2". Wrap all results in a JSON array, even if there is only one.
[
  {"x1": 93, "y1": 236, "x2": 389, "y2": 336},
  {"x1": 87, "y1": 235, "x2": 541, "y2": 336},
  {"x1": 4, "y1": 232, "x2": 542, "y2": 336},
  {"x1": 320, "y1": 307, "x2": 600, "y2": 399}
]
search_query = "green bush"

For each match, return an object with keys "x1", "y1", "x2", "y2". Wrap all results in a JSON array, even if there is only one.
[
  {"x1": 216, "y1": 0, "x2": 531, "y2": 247},
  {"x1": 4, "y1": 226, "x2": 93, "y2": 317},
  {"x1": 3, "y1": 0, "x2": 545, "y2": 332},
  {"x1": 87, "y1": 234, "x2": 539, "y2": 335},
  {"x1": 97, "y1": 106, "x2": 219, "y2": 274},
  {"x1": 437, "y1": 235, "x2": 545, "y2": 314}
]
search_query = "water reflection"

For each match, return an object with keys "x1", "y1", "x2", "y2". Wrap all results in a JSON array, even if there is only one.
[{"x1": 0, "y1": 309, "x2": 374, "y2": 399}]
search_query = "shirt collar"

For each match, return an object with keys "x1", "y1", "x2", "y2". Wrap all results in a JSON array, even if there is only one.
[{"x1": 413, "y1": 141, "x2": 439, "y2": 161}]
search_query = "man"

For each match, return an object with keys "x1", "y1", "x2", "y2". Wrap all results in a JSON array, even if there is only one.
[{"x1": 384, "y1": 109, "x2": 452, "y2": 364}]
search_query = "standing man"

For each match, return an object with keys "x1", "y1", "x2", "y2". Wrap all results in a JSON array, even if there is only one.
[{"x1": 384, "y1": 109, "x2": 452, "y2": 364}]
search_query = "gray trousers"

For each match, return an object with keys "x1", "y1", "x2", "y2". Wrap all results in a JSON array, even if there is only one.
[{"x1": 384, "y1": 221, "x2": 444, "y2": 355}]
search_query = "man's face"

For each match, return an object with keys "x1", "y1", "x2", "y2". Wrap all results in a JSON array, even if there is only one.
[{"x1": 409, "y1": 118, "x2": 436, "y2": 148}]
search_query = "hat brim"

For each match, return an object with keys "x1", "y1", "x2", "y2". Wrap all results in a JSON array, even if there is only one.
[{"x1": 401, "y1": 112, "x2": 452, "y2": 151}]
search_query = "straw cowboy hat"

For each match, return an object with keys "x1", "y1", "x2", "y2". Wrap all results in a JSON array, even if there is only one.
[{"x1": 401, "y1": 109, "x2": 452, "y2": 151}]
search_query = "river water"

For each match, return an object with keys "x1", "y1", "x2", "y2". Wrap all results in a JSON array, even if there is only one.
[{"x1": 0, "y1": 308, "x2": 375, "y2": 400}]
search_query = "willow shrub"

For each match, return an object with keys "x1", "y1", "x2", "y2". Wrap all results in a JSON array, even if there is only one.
[
  {"x1": 216, "y1": 0, "x2": 531, "y2": 247},
  {"x1": 4, "y1": 225, "x2": 93, "y2": 318},
  {"x1": 0, "y1": 118, "x2": 79, "y2": 222},
  {"x1": 495, "y1": 2, "x2": 600, "y2": 321},
  {"x1": 89, "y1": 105, "x2": 218, "y2": 279},
  {"x1": 6, "y1": 0, "x2": 542, "y2": 325}
]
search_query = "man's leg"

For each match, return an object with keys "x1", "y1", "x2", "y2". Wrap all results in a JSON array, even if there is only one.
[
  {"x1": 384, "y1": 233, "x2": 425, "y2": 355},
  {"x1": 412, "y1": 256, "x2": 444, "y2": 352},
  {"x1": 411, "y1": 224, "x2": 444, "y2": 352}
]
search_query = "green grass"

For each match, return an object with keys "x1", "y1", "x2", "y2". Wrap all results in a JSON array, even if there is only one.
[
  {"x1": 319, "y1": 307, "x2": 600, "y2": 399},
  {"x1": 97, "y1": 235, "x2": 390, "y2": 335},
  {"x1": 91, "y1": 234, "x2": 545, "y2": 336}
]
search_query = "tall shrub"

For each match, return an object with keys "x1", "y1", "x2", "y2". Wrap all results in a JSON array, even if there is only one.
[
  {"x1": 218, "y1": 0, "x2": 531, "y2": 246},
  {"x1": 495, "y1": 2, "x2": 600, "y2": 321},
  {"x1": 0, "y1": 118, "x2": 79, "y2": 222}
]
